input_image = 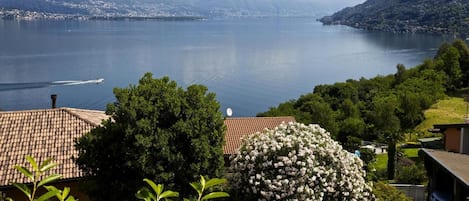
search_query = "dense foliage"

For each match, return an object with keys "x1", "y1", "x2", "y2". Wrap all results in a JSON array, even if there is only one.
[
  {"x1": 75, "y1": 73, "x2": 226, "y2": 201},
  {"x1": 258, "y1": 39, "x2": 469, "y2": 179},
  {"x1": 230, "y1": 122, "x2": 375, "y2": 201},
  {"x1": 320, "y1": 0, "x2": 469, "y2": 35},
  {"x1": 372, "y1": 182, "x2": 412, "y2": 201}
]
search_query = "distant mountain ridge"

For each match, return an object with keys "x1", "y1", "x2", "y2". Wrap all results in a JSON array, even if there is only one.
[
  {"x1": 0, "y1": 0, "x2": 362, "y2": 19},
  {"x1": 320, "y1": 0, "x2": 469, "y2": 36}
]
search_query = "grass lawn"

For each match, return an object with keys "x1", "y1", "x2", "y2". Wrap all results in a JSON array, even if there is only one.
[
  {"x1": 370, "y1": 148, "x2": 420, "y2": 171},
  {"x1": 401, "y1": 148, "x2": 419, "y2": 158},
  {"x1": 415, "y1": 97, "x2": 467, "y2": 137},
  {"x1": 371, "y1": 153, "x2": 388, "y2": 171}
]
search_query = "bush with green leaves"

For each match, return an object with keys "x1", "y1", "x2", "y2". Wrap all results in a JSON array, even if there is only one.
[
  {"x1": 136, "y1": 176, "x2": 229, "y2": 201},
  {"x1": 395, "y1": 162, "x2": 427, "y2": 185},
  {"x1": 11, "y1": 156, "x2": 76, "y2": 201},
  {"x1": 76, "y1": 73, "x2": 226, "y2": 201},
  {"x1": 230, "y1": 122, "x2": 375, "y2": 201},
  {"x1": 372, "y1": 181, "x2": 412, "y2": 201}
]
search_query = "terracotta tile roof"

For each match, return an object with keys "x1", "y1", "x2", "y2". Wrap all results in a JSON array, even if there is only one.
[
  {"x1": 223, "y1": 116, "x2": 296, "y2": 155},
  {"x1": 0, "y1": 107, "x2": 109, "y2": 187},
  {"x1": 422, "y1": 149, "x2": 469, "y2": 186}
]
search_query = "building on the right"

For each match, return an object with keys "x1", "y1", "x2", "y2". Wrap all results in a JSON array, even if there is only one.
[{"x1": 421, "y1": 123, "x2": 469, "y2": 201}]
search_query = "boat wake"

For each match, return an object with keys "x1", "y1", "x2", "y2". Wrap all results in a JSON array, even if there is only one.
[{"x1": 0, "y1": 78, "x2": 104, "y2": 91}]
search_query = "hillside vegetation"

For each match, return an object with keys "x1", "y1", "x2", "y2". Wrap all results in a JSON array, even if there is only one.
[
  {"x1": 258, "y1": 39, "x2": 469, "y2": 179},
  {"x1": 320, "y1": 0, "x2": 469, "y2": 36},
  {"x1": 416, "y1": 97, "x2": 467, "y2": 134}
]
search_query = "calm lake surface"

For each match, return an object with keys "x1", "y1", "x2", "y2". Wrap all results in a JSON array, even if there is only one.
[{"x1": 0, "y1": 17, "x2": 449, "y2": 116}]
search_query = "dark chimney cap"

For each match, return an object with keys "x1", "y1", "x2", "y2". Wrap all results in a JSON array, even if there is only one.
[{"x1": 51, "y1": 94, "x2": 57, "y2": 109}]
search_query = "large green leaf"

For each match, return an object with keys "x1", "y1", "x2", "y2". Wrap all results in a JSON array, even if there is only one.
[
  {"x1": 204, "y1": 178, "x2": 227, "y2": 189},
  {"x1": 201, "y1": 192, "x2": 229, "y2": 201},
  {"x1": 189, "y1": 182, "x2": 202, "y2": 195},
  {"x1": 135, "y1": 188, "x2": 154, "y2": 201},
  {"x1": 37, "y1": 174, "x2": 61, "y2": 187},
  {"x1": 36, "y1": 189, "x2": 59, "y2": 201},
  {"x1": 159, "y1": 190, "x2": 179, "y2": 200},
  {"x1": 61, "y1": 187, "x2": 71, "y2": 199},
  {"x1": 44, "y1": 186, "x2": 62, "y2": 200},
  {"x1": 38, "y1": 158, "x2": 53, "y2": 172},
  {"x1": 65, "y1": 196, "x2": 76, "y2": 201},
  {"x1": 14, "y1": 165, "x2": 33, "y2": 180},
  {"x1": 143, "y1": 178, "x2": 162, "y2": 195},
  {"x1": 26, "y1": 156, "x2": 38, "y2": 171},
  {"x1": 39, "y1": 160, "x2": 57, "y2": 172},
  {"x1": 12, "y1": 183, "x2": 31, "y2": 199}
]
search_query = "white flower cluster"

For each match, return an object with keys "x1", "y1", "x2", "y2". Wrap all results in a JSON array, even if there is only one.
[{"x1": 230, "y1": 122, "x2": 375, "y2": 201}]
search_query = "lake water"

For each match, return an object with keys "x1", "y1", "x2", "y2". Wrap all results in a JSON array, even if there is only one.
[{"x1": 0, "y1": 17, "x2": 449, "y2": 116}]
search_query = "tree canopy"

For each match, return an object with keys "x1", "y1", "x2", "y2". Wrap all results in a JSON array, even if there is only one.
[
  {"x1": 75, "y1": 73, "x2": 226, "y2": 201},
  {"x1": 258, "y1": 39, "x2": 469, "y2": 179}
]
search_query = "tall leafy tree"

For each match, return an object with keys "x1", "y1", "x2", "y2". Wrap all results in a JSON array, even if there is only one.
[
  {"x1": 436, "y1": 46, "x2": 463, "y2": 91},
  {"x1": 370, "y1": 95, "x2": 401, "y2": 180},
  {"x1": 452, "y1": 39, "x2": 469, "y2": 86},
  {"x1": 294, "y1": 93, "x2": 339, "y2": 136},
  {"x1": 75, "y1": 73, "x2": 226, "y2": 201}
]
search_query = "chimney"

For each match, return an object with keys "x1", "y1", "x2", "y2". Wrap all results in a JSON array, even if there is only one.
[{"x1": 51, "y1": 94, "x2": 57, "y2": 109}]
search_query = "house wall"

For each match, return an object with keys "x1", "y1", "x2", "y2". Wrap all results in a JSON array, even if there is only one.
[
  {"x1": 445, "y1": 128, "x2": 461, "y2": 153},
  {"x1": 3, "y1": 180, "x2": 90, "y2": 201}
]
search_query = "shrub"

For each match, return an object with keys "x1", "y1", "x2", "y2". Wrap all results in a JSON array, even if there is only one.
[
  {"x1": 229, "y1": 122, "x2": 375, "y2": 201},
  {"x1": 395, "y1": 163, "x2": 427, "y2": 185},
  {"x1": 372, "y1": 181, "x2": 412, "y2": 201}
]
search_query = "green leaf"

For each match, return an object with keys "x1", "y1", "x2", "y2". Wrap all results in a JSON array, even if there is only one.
[
  {"x1": 14, "y1": 165, "x2": 33, "y2": 181},
  {"x1": 143, "y1": 178, "x2": 162, "y2": 196},
  {"x1": 201, "y1": 192, "x2": 229, "y2": 201},
  {"x1": 159, "y1": 190, "x2": 179, "y2": 199},
  {"x1": 62, "y1": 187, "x2": 71, "y2": 199},
  {"x1": 38, "y1": 158, "x2": 53, "y2": 172},
  {"x1": 204, "y1": 178, "x2": 227, "y2": 189},
  {"x1": 199, "y1": 176, "x2": 206, "y2": 187},
  {"x1": 12, "y1": 183, "x2": 31, "y2": 199},
  {"x1": 136, "y1": 188, "x2": 154, "y2": 201},
  {"x1": 65, "y1": 196, "x2": 76, "y2": 201},
  {"x1": 37, "y1": 174, "x2": 62, "y2": 187},
  {"x1": 26, "y1": 156, "x2": 38, "y2": 171},
  {"x1": 39, "y1": 161, "x2": 57, "y2": 172},
  {"x1": 36, "y1": 189, "x2": 59, "y2": 201},
  {"x1": 189, "y1": 182, "x2": 202, "y2": 196}
]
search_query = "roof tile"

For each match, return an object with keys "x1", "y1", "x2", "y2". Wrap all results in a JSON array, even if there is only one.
[
  {"x1": 0, "y1": 107, "x2": 108, "y2": 186},
  {"x1": 223, "y1": 116, "x2": 296, "y2": 155}
]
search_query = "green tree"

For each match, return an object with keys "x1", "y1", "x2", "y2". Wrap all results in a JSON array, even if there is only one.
[
  {"x1": 452, "y1": 39, "x2": 469, "y2": 86},
  {"x1": 370, "y1": 95, "x2": 401, "y2": 180},
  {"x1": 294, "y1": 93, "x2": 339, "y2": 136},
  {"x1": 75, "y1": 73, "x2": 226, "y2": 201},
  {"x1": 436, "y1": 46, "x2": 463, "y2": 91},
  {"x1": 393, "y1": 64, "x2": 408, "y2": 86}
]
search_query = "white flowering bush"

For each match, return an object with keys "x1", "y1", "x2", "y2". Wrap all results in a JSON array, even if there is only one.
[{"x1": 230, "y1": 122, "x2": 375, "y2": 201}]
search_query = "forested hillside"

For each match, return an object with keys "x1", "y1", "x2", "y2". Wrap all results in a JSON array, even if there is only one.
[
  {"x1": 259, "y1": 39, "x2": 469, "y2": 153},
  {"x1": 320, "y1": 0, "x2": 469, "y2": 36},
  {"x1": 258, "y1": 39, "x2": 469, "y2": 179}
]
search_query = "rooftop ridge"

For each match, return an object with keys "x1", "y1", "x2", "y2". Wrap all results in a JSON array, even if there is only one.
[{"x1": 63, "y1": 108, "x2": 107, "y2": 127}]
